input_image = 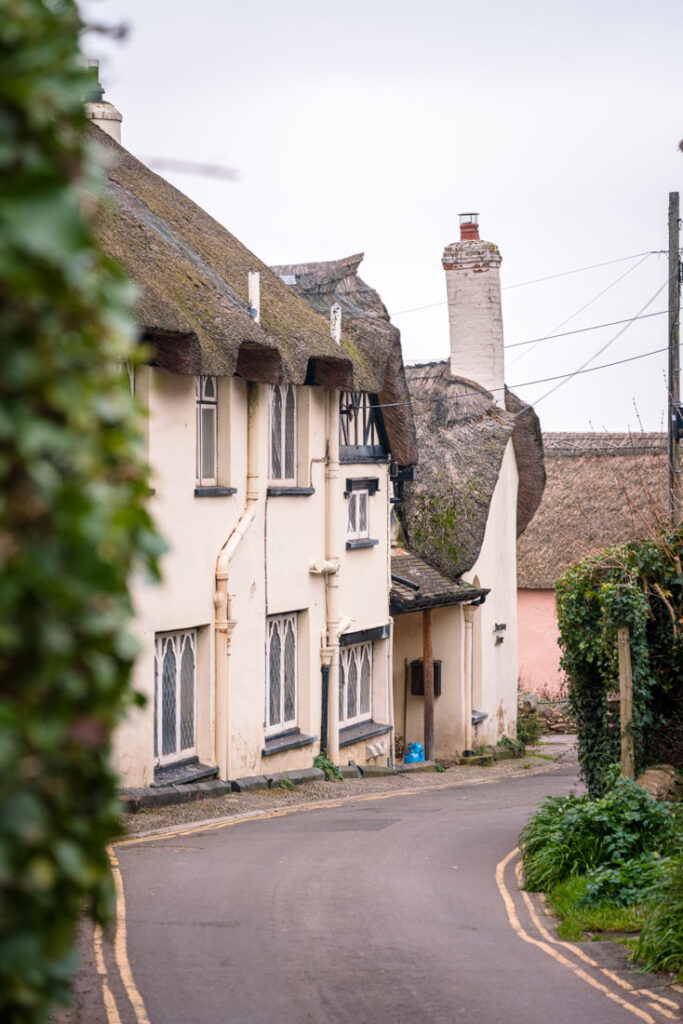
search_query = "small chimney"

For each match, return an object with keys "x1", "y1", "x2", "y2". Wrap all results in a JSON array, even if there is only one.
[
  {"x1": 248, "y1": 271, "x2": 260, "y2": 322},
  {"x1": 84, "y1": 60, "x2": 122, "y2": 143},
  {"x1": 442, "y1": 214, "x2": 504, "y2": 405},
  {"x1": 330, "y1": 303, "x2": 342, "y2": 344}
]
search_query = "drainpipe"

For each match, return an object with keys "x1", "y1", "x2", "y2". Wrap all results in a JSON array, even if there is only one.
[
  {"x1": 324, "y1": 389, "x2": 341, "y2": 763},
  {"x1": 214, "y1": 381, "x2": 260, "y2": 779},
  {"x1": 463, "y1": 604, "x2": 475, "y2": 754}
]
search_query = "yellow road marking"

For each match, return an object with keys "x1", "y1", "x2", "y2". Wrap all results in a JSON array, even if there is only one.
[
  {"x1": 93, "y1": 924, "x2": 122, "y2": 1024},
  {"x1": 108, "y1": 848, "x2": 151, "y2": 1024},
  {"x1": 640, "y1": 990, "x2": 681, "y2": 1012},
  {"x1": 512, "y1": 861, "x2": 680, "y2": 1020},
  {"x1": 496, "y1": 848, "x2": 656, "y2": 1024}
]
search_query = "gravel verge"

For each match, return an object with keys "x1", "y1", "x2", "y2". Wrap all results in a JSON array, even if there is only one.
[{"x1": 121, "y1": 736, "x2": 579, "y2": 840}]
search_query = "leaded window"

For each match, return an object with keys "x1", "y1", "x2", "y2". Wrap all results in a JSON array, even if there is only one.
[
  {"x1": 196, "y1": 375, "x2": 217, "y2": 486},
  {"x1": 154, "y1": 630, "x2": 196, "y2": 763},
  {"x1": 269, "y1": 384, "x2": 296, "y2": 482},
  {"x1": 347, "y1": 490, "x2": 369, "y2": 540},
  {"x1": 339, "y1": 642, "x2": 372, "y2": 726},
  {"x1": 266, "y1": 614, "x2": 297, "y2": 734}
]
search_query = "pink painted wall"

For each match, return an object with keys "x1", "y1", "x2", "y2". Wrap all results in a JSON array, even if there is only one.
[{"x1": 517, "y1": 589, "x2": 567, "y2": 697}]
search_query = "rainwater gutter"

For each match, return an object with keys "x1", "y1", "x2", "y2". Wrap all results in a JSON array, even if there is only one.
[{"x1": 214, "y1": 381, "x2": 260, "y2": 779}]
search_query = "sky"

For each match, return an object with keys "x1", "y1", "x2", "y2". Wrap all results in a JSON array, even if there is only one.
[{"x1": 80, "y1": 0, "x2": 683, "y2": 433}]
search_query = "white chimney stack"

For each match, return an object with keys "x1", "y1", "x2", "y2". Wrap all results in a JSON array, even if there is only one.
[
  {"x1": 84, "y1": 60, "x2": 122, "y2": 143},
  {"x1": 442, "y1": 213, "x2": 505, "y2": 406}
]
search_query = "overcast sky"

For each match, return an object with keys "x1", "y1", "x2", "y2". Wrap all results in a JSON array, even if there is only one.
[{"x1": 81, "y1": 0, "x2": 682, "y2": 432}]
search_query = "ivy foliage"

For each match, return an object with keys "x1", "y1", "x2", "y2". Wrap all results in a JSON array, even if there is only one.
[
  {"x1": 556, "y1": 526, "x2": 683, "y2": 796},
  {"x1": 0, "y1": 2, "x2": 162, "y2": 1020}
]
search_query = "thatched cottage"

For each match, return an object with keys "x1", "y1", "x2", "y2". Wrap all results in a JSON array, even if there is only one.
[
  {"x1": 87, "y1": 101, "x2": 417, "y2": 788},
  {"x1": 517, "y1": 432, "x2": 668, "y2": 696},
  {"x1": 281, "y1": 220, "x2": 546, "y2": 760},
  {"x1": 396, "y1": 216, "x2": 545, "y2": 756}
]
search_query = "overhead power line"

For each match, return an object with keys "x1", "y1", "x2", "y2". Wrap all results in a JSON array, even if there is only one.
[
  {"x1": 376, "y1": 342, "x2": 667, "y2": 413},
  {"x1": 530, "y1": 279, "x2": 669, "y2": 408},
  {"x1": 507, "y1": 251, "x2": 653, "y2": 369},
  {"x1": 505, "y1": 309, "x2": 667, "y2": 349},
  {"x1": 391, "y1": 250, "x2": 666, "y2": 317}
]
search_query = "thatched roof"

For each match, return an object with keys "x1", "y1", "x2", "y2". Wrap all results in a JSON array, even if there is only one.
[
  {"x1": 398, "y1": 362, "x2": 545, "y2": 578},
  {"x1": 517, "y1": 432, "x2": 668, "y2": 588},
  {"x1": 270, "y1": 255, "x2": 417, "y2": 466},
  {"x1": 390, "y1": 548, "x2": 486, "y2": 615},
  {"x1": 91, "y1": 127, "x2": 402, "y2": 396}
]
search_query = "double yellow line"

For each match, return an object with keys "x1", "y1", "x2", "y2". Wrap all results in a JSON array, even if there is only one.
[{"x1": 496, "y1": 848, "x2": 681, "y2": 1023}]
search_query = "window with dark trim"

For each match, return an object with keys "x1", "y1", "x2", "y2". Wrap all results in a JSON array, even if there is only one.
[
  {"x1": 339, "y1": 392, "x2": 386, "y2": 460},
  {"x1": 269, "y1": 384, "x2": 296, "y2": 483},
  {"x1": 154, "y1": 630, "x2": 197, "y2": 764},
  {"x1": 266, "y1": 613, "x2": 297, "y2": 734},
  {"x1": 339, "y1": 642, "x2": 372, "y2": 726},
  {"x1": 196, "y1": 375, "x2": 217, "y2": 486}
]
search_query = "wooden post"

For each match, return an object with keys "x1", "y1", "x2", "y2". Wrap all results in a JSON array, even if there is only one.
[
  {"x1": 668, "y1": 192, "x2": 680, "y2": 526},
  {"x1": 422, "y1": 608, "x2": 435, "y2": 761},
  {"x1": 617, "y1": 626, "x2": 635, "y2": 779}
]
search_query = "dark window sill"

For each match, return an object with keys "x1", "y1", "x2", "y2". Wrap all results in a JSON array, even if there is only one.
[
  {"x1": 267, "y1": 486, "x2": 315, "y2": 497},
  {"x1": 262, "y1": 728, "x2": 317, "y2": 756},
  {"x1": 339, "y1": 721, "x2": 392, "y2": 748},
  {"x1": 194, "y1": 486, "x2": 237, "y2": 497},
  {"x1": 346, "y1": 538, "x2": 379, "y2": 549}
]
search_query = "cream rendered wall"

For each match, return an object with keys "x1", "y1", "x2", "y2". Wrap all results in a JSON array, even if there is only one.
[
  {"x1": 116, "y1": 373, "x2": 396, "y2": 787},
  {"x1": 463, "y1": 439, "x2": 519, "y2": 745},
  {"x1": 392, "y1": 605, "x2": 465, "y2": 760},
  {"x1": 116, "y1": 369, "x2": 247, "y2": 787}
]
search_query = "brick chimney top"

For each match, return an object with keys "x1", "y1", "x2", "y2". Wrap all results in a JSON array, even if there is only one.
[{"x1": 459, "y1": 212, "x2": 479, "y2": 241}]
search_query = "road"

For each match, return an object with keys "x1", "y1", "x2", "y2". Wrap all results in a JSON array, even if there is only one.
[{"x1": 82, "y1": 765, "x2": 682, "y2": 1024}]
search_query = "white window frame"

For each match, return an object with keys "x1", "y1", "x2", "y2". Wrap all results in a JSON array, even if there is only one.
[
  {"x1": 196, "y1": 375, "x2": 217, "y2": 486},
  {"x1": 154, "y1": 630, "x2": 197, "y2": 765},
  {"x1": 339, "y1": 642, "x2": 373, "y2": 727},
  {"x1": 265, "y1": 614, "x2": 297, "y2": 735},
  {"x1": 269, "y1": 383, "x2": 297, "y2": 484},
  {"x1": 347, "y1": 489, "x2": 370, "y2": 540}
]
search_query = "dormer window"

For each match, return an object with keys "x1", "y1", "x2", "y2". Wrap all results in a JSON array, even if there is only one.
[
  {"x1": 339, "y1": 391, "x2": 386, "y2": 462},
  {"x1": 196, "y1": 375, "x2": 217, "y2": 486},
  {"x1": 269, "y1": 384, "x2": 296, "y2": 483}
]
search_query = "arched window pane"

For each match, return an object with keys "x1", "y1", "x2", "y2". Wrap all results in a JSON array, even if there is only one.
[
  {"x1": 284, "y1": 620, "x2": 296, "y2": 722},
  {"x1": 360, "y1": 648, "x2": 371, "y2": 714},
  {"x1": 284, "y1": 386, "x2": 296, "y2": 480},
  {"x1": 347, "y1": 655, "x2": 358, "y2": 720},
  {"x1": 268, "y1": 623, "x2": 281, "y2": 727},
  {"x1": 161, "y1": 643, "x2": 177, "y2": 756},
  {"x1": 270, "y1": 388, "x2": 282, "y2": 479},
  {"x1": 180, "y1": 636, "x2": 195, "y2": 750}
]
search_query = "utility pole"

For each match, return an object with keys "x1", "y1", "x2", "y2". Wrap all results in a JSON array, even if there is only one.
[
  {"x1": 617, "y1": 627, "x2": 635, "y2": 779},
  {"x1": 668, "y1": 192, "x2": 681, "y2": 526}
]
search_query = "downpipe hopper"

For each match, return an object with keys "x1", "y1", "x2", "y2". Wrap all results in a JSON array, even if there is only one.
[{"x1": 309, "y1": 558, "x2": 340, "y2": 575}]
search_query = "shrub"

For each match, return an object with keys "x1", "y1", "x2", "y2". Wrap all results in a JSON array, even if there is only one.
[
  {"x1": 517, "y1": 713, "x2": 541, "y2": 747},
  {"x1": 636, "y1": 854, "x2": 683, "y2": 981},
  {"x1": 520, "y1": 769, "x2": 676, "y2": 892},
  {"x1": 556, "y1": 528, "x2": 683, "y2": 796},
  {"x1": 0, "y1": 3, "x2": 161, "y2": 1020},
  {"x1": 580, "y1": 853, "x2": 669, "y2": 908}
]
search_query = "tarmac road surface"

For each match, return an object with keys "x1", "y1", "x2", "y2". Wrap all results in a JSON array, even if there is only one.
[{"x1": 77, "y1": 760, "x2": 683, "y2": 1024}]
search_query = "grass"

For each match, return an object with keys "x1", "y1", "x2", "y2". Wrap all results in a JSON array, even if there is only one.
[{"x1": 546, "y1": 876, "x2": 647, "y2": 942}]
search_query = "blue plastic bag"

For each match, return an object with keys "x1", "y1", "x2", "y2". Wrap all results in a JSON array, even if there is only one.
[{"x1": 403, "y1": 742, "x2": 424, "y2": 764}]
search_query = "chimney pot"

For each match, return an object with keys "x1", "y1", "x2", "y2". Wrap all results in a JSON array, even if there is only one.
[{"x1": 459, "y1": 212, "x2": 480, "y2": 241}]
